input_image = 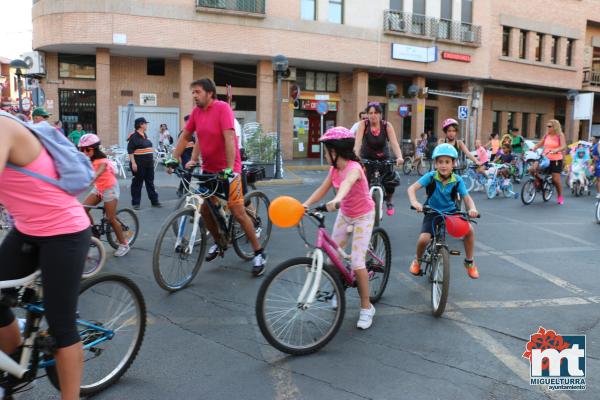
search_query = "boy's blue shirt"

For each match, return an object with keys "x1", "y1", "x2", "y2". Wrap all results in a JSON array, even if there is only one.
[{"x1": 417, "y1": 171, "x2": 469, "y2": 213}]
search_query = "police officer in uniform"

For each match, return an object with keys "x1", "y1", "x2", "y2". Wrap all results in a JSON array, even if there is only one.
[{"x1": 127, "y1": 117, "x2": 161, "y2": 209}]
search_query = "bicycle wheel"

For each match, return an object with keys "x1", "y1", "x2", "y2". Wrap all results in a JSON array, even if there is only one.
[
  {"x1": 82, "y1": 237, "x2": 107, "y2": 279},
  {"x1": 372, "y1": 189, "x2": 382, "y2": 227},
  {"x1": 542, "y1": 179, "x2": 553, "y2": 202},
  {"x1": 153, "y1": 208, "x2": 206, "y2": 292},
  {"x1": 486, "y1": 181, "x2": 497, "y2": 199},
  {"x1": 431, "y1": 247, "x2": 450, "y2": 317},
  {"x1": 256, "y1": 257, "x2": 345, "y2": 355},
  {"x1": 106, "y1": 208, "x2": 139, "y2": 249},
  {"x1": 572, "y1": 181, "x2": 580, "y2": 197},
  {"x1": 367, "y1": 228, "x2": 391, "y2": 303},
  {"x1": 502, "y1": 182, "x2": 515, "y2": 198},
  {"x1": 595, "y1": 201, "x2": 600, "y2": 224},
  {"x1": 462, "y1": 173, "x2": 475, "y2": 193},
  {"x1": 233, "y1": 191, "x2": 272, "y2": 260},
  {"x1": 46, "y1": 274, "x2": 146, "y2": 396},
  {"x1": 521, "y1": 179, "x2": 536, "y2": 205},
  {"x1": 417, "y1": 159, "x2": 429, "y2": 176},
  {"x1": 402, "y1": 157, "x2": 413, "y2": 175}
]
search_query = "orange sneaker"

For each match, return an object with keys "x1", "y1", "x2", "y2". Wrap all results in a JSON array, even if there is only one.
[
  {"x1": 409, "y1": 260, "x2": 422, "y2": 276},
  {"x1": 464, "y1": 260, "x2": 479, "y2": 279}
]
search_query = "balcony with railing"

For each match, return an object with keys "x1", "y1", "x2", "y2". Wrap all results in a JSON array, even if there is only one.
[
  {"x1": 583, "y1": 67, "x2": 600, "y2": 87},
  {"x1": 383, "y1": 10, "x2": 481, "y2": 47},
  {"x1": 196, "y1": 0, "x2": 266, "y2": 17}
]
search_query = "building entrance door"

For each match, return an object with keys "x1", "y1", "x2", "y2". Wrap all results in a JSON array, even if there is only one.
[
  {"x1": 307, "y1": 114, "x2": 322, "y2": 158},
  {"x1": 59, "y1": 89, "x2": 96, "y2": 135}
]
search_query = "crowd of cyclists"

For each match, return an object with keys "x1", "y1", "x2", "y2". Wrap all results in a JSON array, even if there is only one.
[{"x1": 1, "y1": 76, "x2": 600, "y2": 397}]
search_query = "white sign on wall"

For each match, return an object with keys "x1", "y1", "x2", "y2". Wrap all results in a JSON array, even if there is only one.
[
  {"x1": 392, "y1": 44, "x2": 437, "y2": 63},
  {"x1": 574, "y1": 93, "x2": 594, "y2": 120},
  {"x1": 113, "y1": 33, "x2": 127, "y2": 44},
  {"x1": 140, "y1": 93, "x2": 157, "y2": 106}
]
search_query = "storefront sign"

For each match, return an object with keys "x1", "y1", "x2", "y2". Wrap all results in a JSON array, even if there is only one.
[
  {"x1": 442, "y1": 51, "x2": 471, "y2": 63},
  {"x1": 301, "y1": 100, "x2": 337, "y2": 112},
  {"x1": 140, "y1": 93, "x2": 157, "y2": 106},
  {"x1": 315, "y1": 94, "x2": 330, "y2": 101},
  {"x1": 392, "y1": 44, "x2": 437, "y2": 63}
]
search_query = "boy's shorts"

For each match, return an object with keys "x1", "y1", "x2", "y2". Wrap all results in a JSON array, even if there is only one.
[{"x1": 421, "y1": 212, "x2": 446, "y2": 236}]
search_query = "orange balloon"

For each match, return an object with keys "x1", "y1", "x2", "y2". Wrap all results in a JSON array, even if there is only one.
[{"x1": 269, "y1": 196, "x2": 305, "y2": 228}]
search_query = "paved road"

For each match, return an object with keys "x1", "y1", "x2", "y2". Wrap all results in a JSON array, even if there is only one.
[{"x1": 22, "y1": 170, "x2": 600, "y2": 399}]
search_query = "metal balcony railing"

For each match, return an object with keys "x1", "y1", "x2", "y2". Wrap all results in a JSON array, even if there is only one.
[
  {"x1": 583, "y1": 68, "x2": 600, "y2": 86},
  {"x1": 384, "y1": 10, "x2": 481, "y2": 46},
  {"x1": 196, "y1": 0, "x2": 265, "y2": 15}
]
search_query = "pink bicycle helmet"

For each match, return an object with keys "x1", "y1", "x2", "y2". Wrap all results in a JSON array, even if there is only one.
[
  {"x1": 78, "y1": 133, "x2": 101, "y2": 148},
  {"x1": 442, "y1": 118, "x2": 459, "y2": 131},
  {"x1": 319, "y1": 126, "x2": 355, "y2": 142}
]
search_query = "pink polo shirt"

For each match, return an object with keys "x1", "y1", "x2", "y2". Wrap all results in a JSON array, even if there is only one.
[
  {"x1": 330, "y1": 161, "x2": 374, "y2": 218},
  {"x1": 185, "y1": 100, "x2": 242, "y2": 174}
]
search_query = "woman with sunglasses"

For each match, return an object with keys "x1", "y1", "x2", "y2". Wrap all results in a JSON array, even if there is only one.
[
  {"x1": 354, "y1": 102, "x2": 404, "y2": 216},
  {"x1": 530, "y1": 120, "x2": 567, "y2": 204},
  {"x1": 79, "y1": 134, "x2": 130, "y2": 256}
]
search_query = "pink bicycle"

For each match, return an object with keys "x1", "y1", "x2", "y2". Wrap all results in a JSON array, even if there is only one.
[{"x1": 255, "y1": 204, "x2": 391, "y2": 355}]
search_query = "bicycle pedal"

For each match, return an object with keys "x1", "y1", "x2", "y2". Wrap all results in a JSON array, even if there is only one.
[{"x1": 449, "y1": 250, "x2": 461, "y2": 256}]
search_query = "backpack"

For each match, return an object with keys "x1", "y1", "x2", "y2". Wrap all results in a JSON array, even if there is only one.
[
  {"x1": 1, "y1": 111, "x2": 95, "y2": 195},
  {"x1": 425, "y1": 174, "x2": 459, "y2": 202}
]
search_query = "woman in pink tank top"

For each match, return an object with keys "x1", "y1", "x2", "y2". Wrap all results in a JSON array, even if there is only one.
[
  {"x1": 531, "y1": 119, "x2": 567, "y2": 204},
  {"x1": 303, "y1": 127, "x2": 377, "y2": 330},
  {"x1": 0, "y1": 113, "x2": 90, "y2": 398}
]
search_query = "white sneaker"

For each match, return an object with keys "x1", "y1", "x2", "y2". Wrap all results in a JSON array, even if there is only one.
[
  {"x1": 596, "y1": 193, "x2": 600, "y2": 199},
  {"x1": 356, "y1": 304, "x2": 376, "y2": 330},
  {"x1": 114, "y1": 244, "x2": 130, "y2": 257}
]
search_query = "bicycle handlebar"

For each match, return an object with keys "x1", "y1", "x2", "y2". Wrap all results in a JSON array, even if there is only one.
[{"x1": 410, "y1": 205, "x2": 480, "y2": 219}]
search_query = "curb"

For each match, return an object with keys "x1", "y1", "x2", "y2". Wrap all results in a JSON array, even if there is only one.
[{"x1": 255, "y1": 168, "x2": 304, "y2": 186}]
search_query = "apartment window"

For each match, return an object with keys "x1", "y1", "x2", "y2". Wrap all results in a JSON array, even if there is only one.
[
  {"x1": 519, "y1": 30, "x2": 527, "y2": 59},
  {"x1": 461, "y1": 0, "x2": 472, "y2": 23},
  {"x1": 413, "y1": 0, "x2": 426, "y2": 15},
  {"x1": 297, "y1": 70, "x2": 338, "y2": 92},
  {"x1": 147, "y1": 58, "x2": 165, "y2": 76},
  {"x1": 535, "y1": 114, "x2": 542, "y2": 139},
  {"x1": 441, "y1": 0, "x2": 452, "y2": 19},
  {"x1": 301, "y1": 0, "x2": 316, "y2": 20},
  {"x1": 390, "y1": 0, "x2": 403, "y2": 11},
  {"x1": 551, "y1": 36, "x2": 558, "y2": 64},
  {"x1": 535, "y1": 33, "x2": 543, "y2": 62},
  {"x1": 502, "y1": 27, "x2": 510, "y2": 57},
  {"x1": 328, "y1": 0, "x2": 343, "y2": 24},
  {"x1": 369, "y1": 78, "x2": 388, "y2": 96},
  {"x1": 566, "y1": 39, "x2": 574, "y2": 66},
  {"x1": 522, "y1": 113, "x2": 530, "y2": 137},
  {"x1": 58, "y1": 54, "x2": 96, "y2": 79},
  {"x1": 214, "y1": 63, "x2": 257, "y2": 88},
  {"x1": 492, "y1": 111, "x2": 499, "y2": 134}
]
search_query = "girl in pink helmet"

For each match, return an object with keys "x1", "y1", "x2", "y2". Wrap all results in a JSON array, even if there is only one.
[
  {"x1": 79, "y1": 134, "x2": 131, "y2": 256},
  {"x1": 439, "y1": 118, "x2": 480, "y2": 167},
  {"x1": 302, "y1": 127, "x2": 377, "y2": 329}
]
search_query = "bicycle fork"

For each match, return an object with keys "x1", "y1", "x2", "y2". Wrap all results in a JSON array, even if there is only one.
[
  {"x1": 175, "y1": 200, "x2": 203, "y2": 255},
  {"x1": 297, "y1": 249, "x2": 324, "y2": 309}
]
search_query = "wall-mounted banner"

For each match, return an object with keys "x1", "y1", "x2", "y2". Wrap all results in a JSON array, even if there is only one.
[{"x1": 392, "y1": 44, "x2": 437, "y2": 63}]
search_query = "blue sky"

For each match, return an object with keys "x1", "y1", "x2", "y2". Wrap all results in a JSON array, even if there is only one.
[{"x1": 1, "y1": 1, "x2": 33, "y2": 59}]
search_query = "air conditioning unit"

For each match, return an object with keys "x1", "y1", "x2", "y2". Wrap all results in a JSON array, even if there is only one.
[
  {"x1": 461, "y1": 31, "x2": 477, "y2": 43},
  {"x1": 22, "y1": 51, "x2": 46, "y2": 75},
  {"x1": 389, "y1": 18, "x2": 407, "y2": 32},
  {"x1": 282, "y1": 67, "x2": 297, "y2": 81}
]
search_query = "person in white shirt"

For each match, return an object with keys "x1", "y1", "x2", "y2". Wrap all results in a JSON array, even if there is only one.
[
  {"x1": 159, "y1": 124, "x2": 172, "y2": 151},
  {"x1": 350, "y1": 111, "x2": 367, "y2": 134}
]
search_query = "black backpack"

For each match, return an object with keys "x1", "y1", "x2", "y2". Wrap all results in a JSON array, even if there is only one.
[{"x1": 425, "y1": 174, "x2": 459, "y2": 203}]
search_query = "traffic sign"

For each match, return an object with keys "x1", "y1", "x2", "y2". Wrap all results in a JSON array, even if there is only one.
[
  {"x1": 316, "y1": 101, "x2": 329, "y2": 115},
  {"x1": 22, "y1": 98, "x2": 31, "y2": 112},
  {"x1": 458, "y1": 105, "x2": 469, "y2": 120}
]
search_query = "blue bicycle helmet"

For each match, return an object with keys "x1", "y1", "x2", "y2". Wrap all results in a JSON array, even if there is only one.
[{"x1": 432, "y1": 143, "x2": 458, "y2": 160}]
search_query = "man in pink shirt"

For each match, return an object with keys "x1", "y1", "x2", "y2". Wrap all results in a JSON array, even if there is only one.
[{"x1": 173, "y1": 78, "x2": 267, "y2": 276}]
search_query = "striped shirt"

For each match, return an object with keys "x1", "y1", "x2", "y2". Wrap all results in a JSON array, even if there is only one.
[{"x1": 127, "y1": 131, "x2": 154, "y2": 167}]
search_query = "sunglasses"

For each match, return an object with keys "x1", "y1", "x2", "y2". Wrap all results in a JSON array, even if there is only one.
[
  {"x1": 546, "y1": 125, "x2": 553, "y2": 128},
  {"x1": 80, "y1": 147, "x2": 93, "y2": 153}
]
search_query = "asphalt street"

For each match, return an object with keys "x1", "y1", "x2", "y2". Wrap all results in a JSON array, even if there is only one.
[{"x1": 21, "y1": 169, "x2": 600, "y2": 400}]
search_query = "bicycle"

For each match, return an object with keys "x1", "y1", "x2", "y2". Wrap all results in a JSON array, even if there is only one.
[
  {"x1": 0, "y1": 272, "x2": 145, "y2": 398},
  {"x1": 460, "y1": 164, "x2": 488, "y2": 193},
  {"x1": 411, "y1": 205, "x2": 479, "y2": 317},
  {"x1": 85, "y1": 205, "x2": 139, "y2": 250},
  {"x1": 595, "y1": 199, "x2": 600, "y2": 224},
  {"x1": 106, "y1": 146, "x2": 129, "y2": 179},
  {"x1": 484, "y1": 163, "x2": 518, "y2": 200},
  {"x1": 362, "y1": 159, "x2": 396, "y2": 227},
  {"x1": 521, "y1": 172, "x2": 554, "y2": 205},
  {"x1": 153, "y1": 166, "x2": 272, "y2": 292},
  {"x1": 255, "y1": 203, "x2": 391, "y2": 355},
  {"x1": 402, "y1": 155, "x2": 429, "y2": 176}
]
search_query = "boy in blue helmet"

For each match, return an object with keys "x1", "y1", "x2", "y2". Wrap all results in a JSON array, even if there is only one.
[{"x1": 407, "y1": 143, "x2": 480, "y2": 279}]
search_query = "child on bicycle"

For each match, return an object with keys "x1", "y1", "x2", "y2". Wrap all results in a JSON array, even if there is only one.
[
  {"x1": 303, "y1": 127, "x2": 377, "y2": 329},
  {"x1": 79, "y1": 134, "x2": 130, "y2": 257},
  {"x1": 474, "y1": 139, "x2": 490, "y2": 176},
  {"x1": 407, "y1": 143, "x2": 480, "y2": 279},
  {"x1": 492, "y1": 144, "x2": 517, "y2": 185}
]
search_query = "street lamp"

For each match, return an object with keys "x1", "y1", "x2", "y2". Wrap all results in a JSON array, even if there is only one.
[
  {"x1": 10, "y1": 59, "x2": 28, "y2": 113},
  {"x1": 272, "y1": 54, "x2": 288, "y2": 179}
]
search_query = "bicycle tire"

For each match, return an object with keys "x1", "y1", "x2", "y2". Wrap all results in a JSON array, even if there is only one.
[
  {"x1": 486, "y1": 181, "x2": 497, "y2": 199},
  {"x1": 46, "y1": 274, "x2": 146, "y2": 396},
  {"x1": 542, "y1": 179, "x2": 553, "y2": 202},
  {"x1": 595, "y1": 201, "x2": 600, "y2": 224},
  {"x1": 431, "y1": 247, "x2": 450, "y2": 317},
  {"x1": 153, "y1": 208, "x2": 206, "y2": 292},
  {"x1": 256, "y1": 257, "x2": 345, "y2": 355},
  {"x1": 503, "y1": 182, "x2": 515, "y2": 198},
  {"x1": 367, "y1": 228, "x2": 391, "y2": 303},
  {"x1": 372, "y1": 189, "x2": 382, "y2": 228},
  {"x1": 233, "y1": 191, "x2": 272, "y2": 260},
  {"x1": 106, "y1": 208, "x2": 139, "y2": 249},
  {"x1": 462, "y1": 173, "x2": 475, "y2": 193},
  {"x1": 402, "y1": 157, "x2": 413, "y2": 175},
  {"x1": 82, "y1": 237, "x2": 107, "y2": 279},
  {"x1": 521, "y1": 179, "x2": 536, "y2": 205},
  {"x1": 573, "y1": 181, "x2": 580, "y2": 197},
  {"x1": 417, "y1": 159, "x2": 429, "y2": 176}
]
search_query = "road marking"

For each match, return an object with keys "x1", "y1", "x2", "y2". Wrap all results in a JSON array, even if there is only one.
[
  {"x1": 455, "y1": 296, "x2": 590, "y2": 309},
  {"x1": 476, "y1": 242, "x2": 588, "y2": 295},
  {"x1": 397, "y1": 272, "x2": 573, "y2": 400},
  {"x1": 503, "y1": 246, "x2": 597, "y2": 256}
]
